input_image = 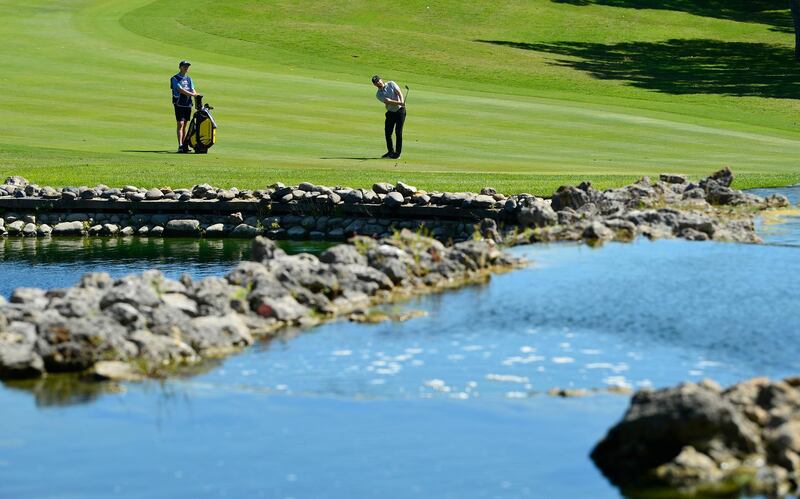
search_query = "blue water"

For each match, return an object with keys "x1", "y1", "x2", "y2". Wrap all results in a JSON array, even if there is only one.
[{"x1": 1, "y1": 187, "x2": 798, "y2": 498}]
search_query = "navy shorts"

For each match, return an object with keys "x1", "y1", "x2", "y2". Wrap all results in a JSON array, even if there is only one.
[{"x1": 174, "y1": 105, "x2": 191, "y2": 122}]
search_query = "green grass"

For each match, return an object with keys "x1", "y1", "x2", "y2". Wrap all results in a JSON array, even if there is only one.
[{"x1": 2, "y1": 0, "x2": 800, "y2": 194}]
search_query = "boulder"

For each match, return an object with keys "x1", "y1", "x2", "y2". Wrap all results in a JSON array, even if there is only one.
[
  {"x1": 164, "y1": 219, "x2": 200, "y2": 235},
  {"x1": 517, "y1": 197, "x2": 557, "y2": 228}
]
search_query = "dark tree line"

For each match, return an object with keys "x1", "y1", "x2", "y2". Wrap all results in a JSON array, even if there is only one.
[{"x1": 792, "y1": 0, "x2": 800, "y2": 58}]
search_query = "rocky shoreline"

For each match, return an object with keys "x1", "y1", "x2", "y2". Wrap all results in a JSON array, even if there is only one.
[
  {"x1": 0, "y1": 168, "x2": 792, "y2": 244},
  {"x1": 0, "y1": 232, "x2": 521, "y2": 381},
  {"x1": 592, "y1": 377, "x2": 800, "y2": 497}
]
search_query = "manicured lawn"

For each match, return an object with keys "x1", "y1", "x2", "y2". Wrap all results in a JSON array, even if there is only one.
[{"x1": 2, "y1": 0, "x2": 799, "y2": 194}]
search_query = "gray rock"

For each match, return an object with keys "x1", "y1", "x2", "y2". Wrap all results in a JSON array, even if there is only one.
[
  {"x1": 551, "y1": 185, "x2": 591, "y2": 211},
  {"x1": 127, "y1": 330, "x2": 197, "y2": 365},
  {"x1": 161, "y1": 293, "x2": 198, "y2": 316},
  {"x1": 4, "y1": 176, "x2": 29, "y2": 187},
  {"x1": 467, "y1": 194, "x2": 496, "y2": 209},
  {"x1": 7, "y1": 220, "x2": 24, "y2": 235},
  {"x1": 231, "y1": 224, "x2": 259, "y2": 237},
  {"x1": 660, "y1": 173, "x2": 688, "y2": 184},
  {"x1": 395, "y1": 181, "x2": 417, "y2": 197},
  {"x1": 384, "y1": 191, "x2": 405, "y2": 208},
  {"x1": 320, "y1": 244, "x2": 367, "y2": 266},
  {"x1": 0, "y1": 332, "x2": 44, "y2": 379},
  {"x1": 372, "y1": 183, "x2": 393, "y2": 194},
  {"x1": 37, "y1": 224, "x2": 52, "y2": 236},
  {"x1": 205, "y1": 223, "x2": 226, "y2": 236},
  {"x1": 89, "y1": 361, "x2": 146, "y2": 382},
  {"x1": 165, "y1": 219, "x2": 201, "y2": 235},
  {"x1": 150, "y1": 226, "x2": 164, "y2": 236},
  {"x1": 591, "y1": 381, "x2": 760, "y2": 487},
  {"x1": 518, "y1": 198, "x2": 557, "y2": 228},
  {"x1": 120, "y1": 226, "x2": 135, "y2": 236},
  {"x1": 180, "y1": 314, "x2": 253, "y2": 355},
  {"x1": 217, "y1": 189, "x2": 235, "y2": 201},
  {"x1": 145, "y1": 188, "x2": 163, "y2": 200},
  {"x1": 251, "y1": 295, "x2": 310, "y2": 322}
]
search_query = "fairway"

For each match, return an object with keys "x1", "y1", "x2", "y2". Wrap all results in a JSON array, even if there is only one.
[{"x1": 3, "y1": 0, "x2": 800, "y2": 194}]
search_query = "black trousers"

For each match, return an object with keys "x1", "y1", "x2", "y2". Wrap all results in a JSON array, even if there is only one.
[{"x1": 384, "y1": 107, "x2": 406, "y2": 154}]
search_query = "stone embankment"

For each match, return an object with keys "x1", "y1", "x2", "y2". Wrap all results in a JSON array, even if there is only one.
[
  {"x1": 0, "y1": 168, "x2": 791, "y2": 243},
  {"x1": 0, "y1": 232, "x2": 520, "y2": 381},
  {"x1": 592, "y1": 377, "x2": 800, "y2": 497}
]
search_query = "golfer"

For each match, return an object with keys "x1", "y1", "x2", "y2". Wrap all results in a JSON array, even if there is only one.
[
  {"x1": 171, "y1": 60, "x2": 199, "y2": 153},
  {"x1": 372, "y1": 75, "x2": 406, "y2": 159}
]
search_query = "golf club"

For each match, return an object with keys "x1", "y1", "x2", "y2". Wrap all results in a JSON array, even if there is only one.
[{"x1": 404, "y1": 85, "x2": 410, "y2": 105}]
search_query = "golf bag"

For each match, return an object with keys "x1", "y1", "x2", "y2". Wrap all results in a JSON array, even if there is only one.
[{"x1": 183, "y1": 95, "x2": 217, "y2": 154}]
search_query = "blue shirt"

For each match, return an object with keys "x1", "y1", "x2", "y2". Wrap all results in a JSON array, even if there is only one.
[{"x1": 171, "y1": 73, "x2": 194, "y2": 107}]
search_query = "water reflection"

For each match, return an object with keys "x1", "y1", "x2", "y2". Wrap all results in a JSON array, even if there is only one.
[{"x1": 0, "y1": 237, "x2": 332, "y2": 296}]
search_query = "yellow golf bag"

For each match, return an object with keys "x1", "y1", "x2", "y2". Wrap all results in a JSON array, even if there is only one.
[{"x1": 184, "y1": 95, "x2": 217, "y2": 154}]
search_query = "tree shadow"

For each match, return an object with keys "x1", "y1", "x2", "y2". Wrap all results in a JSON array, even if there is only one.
[
  {"x1": 550, "y1": 0, "x2": 793, "y2": 32},
  {"x1": 478, "y1": 38, "x2": 800, "y2": 98}
]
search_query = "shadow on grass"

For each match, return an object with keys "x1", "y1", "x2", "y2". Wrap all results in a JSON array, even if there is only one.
[
  {"x1": 477, "y1": 38, "x2": 800, "y2": 98},
  {"x1": 319, "y1": 157, "x2": 379, "y2": 161},
  {"x1": 122, "y1": 150, "x2": 176, "y2": 154},
  {"x1": 550, "y1": 0, "x2": 793, "y2": 32}
]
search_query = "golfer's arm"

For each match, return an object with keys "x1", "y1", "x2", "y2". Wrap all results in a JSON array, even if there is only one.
[{"x1": 178, "y1": 88, "x2": 196, "y2": 96}]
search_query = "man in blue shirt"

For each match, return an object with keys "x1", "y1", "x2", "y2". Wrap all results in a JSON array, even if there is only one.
[
  {"x1": 372, "y1": 75, "x2": 406, "y2": 159},
  {"x1": 171, "y1": 60, "x2": 199, "y2": 153}
]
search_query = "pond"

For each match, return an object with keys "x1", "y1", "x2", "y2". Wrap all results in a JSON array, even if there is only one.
[{"x1": 1, "y1": 187, "x2": 799, "y2": 498}]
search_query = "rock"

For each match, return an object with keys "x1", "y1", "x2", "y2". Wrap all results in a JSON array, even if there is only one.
[
  {"x1": 591, "y1": 381, "x2": 760, "y2": 488},
  {"x1": 252, "y1": 295, "x2": 310, "y2": 322},
  {"x1": 287, "y1": 226, "x2": 307, "y2": 239},
  {"x1": 372, "y1": 183, "x2": 393, "y2": 194},
  {"x1": 582, "y1": 221, "x2": 615, "y2": 242},
  {"x1": 518, "y1": 198, "x2": 557, "y2": 228},
  {"x1": 89, "y1": 361, "x2": 145, "y2": 382},
  {"x1": 161, "y1": 293, "x2": 198, "y2": 316},
  {"x1": 343, "y1": 189, "x2": 364, "y2": 204},
  {"x1": 145, "y1": 188, "x2": 163, "y2": 200},
  {"x1": 551, "y1": 185, "x2": 590, "y2": 211},
  {"x1": 4, "y1": 176, "x2": 29, "y2": 187},
  {"x1": 230, "y1": 224, "x2": 258, "y2": 238},
  {"x1": 100, "y1": 224, "x2": 119, "y2": 236},
  {"x1": 395, "y1": 181, "x2": 417, "y2": 197},
  {"x1": 660, "y1": 173, "x2": 688, "y2": 184},
  {"x1": 252, "y1": 236, "x2": 287, "y2": 263},
  {"x1": 702, "y1": 167, "x2": 734, "y2": 188},
  {"x1": 37, "y1": 224, "x2": 52, "y2": 236},
  {"x1": 205, "y1": 223, "x2": 226, "y2": 236},
  {"x1": 0, "y1": 327, "x2": 45, "y2": 379},
  {"x1": 319, "y1": 244, "x2": 367, "y2": 266},
  {"x1": 478, "y1": 218, "x2": 502, "y2": 242},
  {"x1": 179, "y1": 314, "x2": 253, "y2": 355},
  {"x1": 163, "y1": 219, "x2": 200, "y2": 235},
  {"x1": 217, "y1": 189, "x2": 235, "y2": 201},
  {"x1": 384, "y1": 191, "x2": 405, "y2": 208},
  {"x1": 120, "y1": 226, "x2": 135, "y2": 236},
  {"x1": 6, "y1": 220, "x2": 24, "y2": 235},
  {"x1": 467, "y1": 194, "x2": 496, "y2": 209},
  {"x1": 150, "y1": 226, "x2": 164, "y2": 236},
  {"x1": 298, "y1": 182, "x2": 315, "y2": 192}
]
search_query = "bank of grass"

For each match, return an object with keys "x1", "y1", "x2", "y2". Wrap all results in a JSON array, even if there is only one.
[{"x1": 2, "y1": 0, "x2": 800, "y2": 195}]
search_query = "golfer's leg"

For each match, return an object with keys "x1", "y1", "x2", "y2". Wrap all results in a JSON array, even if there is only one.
[
  {"x1": 177, "y1": 121, "x2": 184, "y2": 146},
  {"x1": 384, "y1": 112, "x2": 395, "y2": 153},
  {"x1": 395, "y1": 110, "x2": 406, "y2": 155}
]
